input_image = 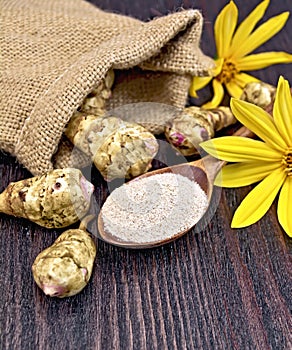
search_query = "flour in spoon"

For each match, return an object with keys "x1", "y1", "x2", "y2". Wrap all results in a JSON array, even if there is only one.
[{"x1": 101, "y1": 173, "x2": 208, "y2": 243}]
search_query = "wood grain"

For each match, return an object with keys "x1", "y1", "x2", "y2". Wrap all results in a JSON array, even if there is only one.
[{"x1": 1, "y1": 0, "x2": 291, "y2": 349}]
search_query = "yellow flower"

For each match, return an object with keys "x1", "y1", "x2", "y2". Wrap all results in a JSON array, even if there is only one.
[
  {"x1": 200, "y1": 76, "x2": 292, "y2": 237},
  {"x1": 190, "y1": 0, "x2": 292, "y2": 109}
]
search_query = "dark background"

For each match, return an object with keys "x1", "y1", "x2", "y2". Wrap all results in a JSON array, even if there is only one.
[{"x1": 1, "y1": 0, "x2": 291, "y2": 349}]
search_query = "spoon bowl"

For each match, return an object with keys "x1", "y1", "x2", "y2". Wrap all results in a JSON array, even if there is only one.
[{"x1": 97, "y1": 154, "x2": 224, "y2": 248}]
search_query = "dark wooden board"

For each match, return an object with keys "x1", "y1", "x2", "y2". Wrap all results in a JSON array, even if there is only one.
[{"x1": 1, "y1": 0, "x2": 291, "y2": 349}]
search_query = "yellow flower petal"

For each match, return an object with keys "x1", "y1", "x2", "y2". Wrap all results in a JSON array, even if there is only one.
[
  {"x1": 214, "y1": 1, "x2": 238, "y2": 57},
  {"x1": 273, "y1": 76, "x2": 292, "y2": 145},
  {"x1": 237, "y1": 52, "x2": 292, "y2": 71},
  {"x1": 278, "y1": 176, "x2": 292, "y2": 237},
  {"x1": 200, "y1": 136, "x2": 282, "y2": 162},
  {"x1": 231, "y1": 12, "x2": 290, "y2": 58},
  {"x1": 202, "y1": 79, "x2": 224, "y2": 109},
  {"x1": 189, "y1": 76, "x2": 212, "y2": 97},
  {"x1": 233, "y1": 72, "x2": 259, "y2": 89},
  {"x1": 225, "y1": 81, "x2": 243, "y2": 98},
  {"x1": 213, "y1": 58, "x2": 224, "y2": 76},
  {"x1": 215, "y1": 161, "x2": 280, "y2": 187},
  {"x1": 190, "y1": 59, "x2": 223, "y2": 97},
  {"x1": 230, "y1": 98, "x2": 287, "y2": 151},
  {"x1": 229, "y1": 0, "x2": 270, "y2": 55},
  {"x1": 231, "y1": 168, "x2": 286, "y2": 228}
]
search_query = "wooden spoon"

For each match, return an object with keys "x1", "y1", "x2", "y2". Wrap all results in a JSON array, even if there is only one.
[{"x1": 97, "y1": 126, "x2": 253, "y2": 249}]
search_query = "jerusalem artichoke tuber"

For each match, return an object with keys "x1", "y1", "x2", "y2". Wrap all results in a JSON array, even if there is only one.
[
  {"x1": 65, "y1": 67, "x2": 159, "y2": 181},
  {"x1": 0, "y1": 168, "x2": 94, "y2": 228},
  {"x1": 65, "y1": 113, "x2": 159, "y2": 181},
  {"x1": 32, "y1": 217, "x2": 96, "y2": 298},
  {"x1": 79, "y1": 69, "x2": 115, "y2": 115},
  {"x1": 165, "y1": 106, "x2": 236, "y2": 156},
  {"x1": 165, "y1": 81, "x2": 282, "y2": 156},
  {"x1": 240, "y1": 81, "x2": 276, "y2": 109}
]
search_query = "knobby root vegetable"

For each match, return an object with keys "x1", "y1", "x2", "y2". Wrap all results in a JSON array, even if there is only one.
[
  {"x1": 32, "y1": 216, "x2": 96, "y2": 298},
  {"x1": 165, "y1": 81, "x2": 281, "y2": 156},
  {"x1": 66, "y1": 68, "x2": 158, "y2": 181},
  {"x1": 241, "y1": 81, "x2": 292, "y2": 115},
  {"x1": 79, "y1": 69, "x2": 115, "y2": 115},
  {"x1": 240, "y1": 81, "x2": 276, "y2": 109},
  {"x1": 165, "y1": 106, "x2": 236, "y2": 156},
  {"x1": 0, "y1": 168, "x2": 94, "y2": 228},
  {"x1": 65, "y1": 113, "x2": 159, "y2": 181}
]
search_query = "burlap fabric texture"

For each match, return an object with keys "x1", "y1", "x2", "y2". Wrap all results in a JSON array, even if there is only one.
[{"x1": 0, "y1": 0, "x2": 214, "y2": 175}]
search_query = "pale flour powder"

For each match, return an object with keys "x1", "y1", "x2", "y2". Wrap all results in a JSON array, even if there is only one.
[{"x1": 101, "y1": 172, "x2": 209, "y2": 243}]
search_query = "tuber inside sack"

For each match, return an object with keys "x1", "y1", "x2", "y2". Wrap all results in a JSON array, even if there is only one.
[{"x1": 0, "y1": 0, "x2": 214, "y2": 176}]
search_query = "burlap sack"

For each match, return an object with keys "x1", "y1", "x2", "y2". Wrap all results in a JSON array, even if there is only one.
[{"x1": 0, "y1": 0, "x2": 213, "y2": 175}]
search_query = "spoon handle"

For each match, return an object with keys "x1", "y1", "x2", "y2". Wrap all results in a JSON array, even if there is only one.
[{"x1": 233, "y1": 125, "x2": 255, "y2": 138}]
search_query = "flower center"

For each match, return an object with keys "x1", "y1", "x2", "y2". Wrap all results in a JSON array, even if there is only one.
[
  {"x1": 282, "y1": 148, "x2": 292, "y2": 175},
  {"x1": 216, "y1": 59, "x2": 238, "y2": 84}
]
